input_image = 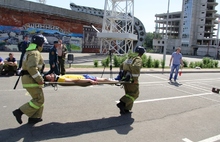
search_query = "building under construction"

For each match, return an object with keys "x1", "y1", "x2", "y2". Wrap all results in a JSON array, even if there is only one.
[{"x1": 153, "y1": 0, "x2": 220, "y2": 58}]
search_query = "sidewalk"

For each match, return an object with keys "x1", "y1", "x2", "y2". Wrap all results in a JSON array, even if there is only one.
[{"x1": 2, "y1": 52, "x2": 220, "y2": 74}]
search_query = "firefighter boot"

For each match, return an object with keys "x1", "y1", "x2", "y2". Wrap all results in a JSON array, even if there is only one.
[
  {"x1": 117, "y1": 101, "x2": 126, "y2": 114},
  {"x1": 28, "y1": 118, "x2": 43, "y2": 124},
  {"x1": 12, "y1": 109, "x2": 23, "y2": 124}
]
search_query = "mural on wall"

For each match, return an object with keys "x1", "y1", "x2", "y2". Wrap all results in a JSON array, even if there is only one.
[
  {"x1": 0, "y1": 23, "x2": 83, "y2": 52},
  {"x1": 82, "y1": 26, "x2": 101, "y2": 53}
]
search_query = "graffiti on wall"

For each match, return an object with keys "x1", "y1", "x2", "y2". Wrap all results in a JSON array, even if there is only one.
[{"x1": 0, "y1": 24, "x2": 83, "y2": 52}]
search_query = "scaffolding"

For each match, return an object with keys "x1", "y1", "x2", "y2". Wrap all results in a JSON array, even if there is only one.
[{"x1": 97, "y1": 0, "x2": 137, "y2": 54}]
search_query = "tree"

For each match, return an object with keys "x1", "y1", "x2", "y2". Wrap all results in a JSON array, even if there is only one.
[{"x1": 144, "y1": 32, "x2": 154, "y2": 49}]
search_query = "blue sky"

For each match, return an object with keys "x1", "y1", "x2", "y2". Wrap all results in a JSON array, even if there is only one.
[{"x1": 26, "y1": 0, "x2": 220, "y2": 33}]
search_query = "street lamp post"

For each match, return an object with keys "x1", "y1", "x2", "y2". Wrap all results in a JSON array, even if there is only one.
[
  {"x1": 162, "y1": 0, "x2": 170, "y2": 73},
  {"x1": 216, "y1": 17, "x2": 220, "y2": 59}
]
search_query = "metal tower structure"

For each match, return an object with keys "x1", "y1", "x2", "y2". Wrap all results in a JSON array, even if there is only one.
[
  {"x1": 37, "y1": 0, "x2": 46, "y2": 4},
  {"x1": 97, "y1": 0, "x2": 137, "y2": 54}
]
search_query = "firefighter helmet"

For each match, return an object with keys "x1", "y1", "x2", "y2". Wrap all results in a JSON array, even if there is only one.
[
  {"x1": 135, "y1": 46, "x2": 146, "y2": 55},
  {"x1": 31, "y1": 34, "x2": 48, "y2": 46}
]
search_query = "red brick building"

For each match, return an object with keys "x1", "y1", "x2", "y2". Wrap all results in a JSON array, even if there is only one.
[{"x1": 0, "y1": 0, "x2": 102, "y2": 53}]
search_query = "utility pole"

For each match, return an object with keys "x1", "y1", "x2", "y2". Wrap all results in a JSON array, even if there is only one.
[
  {"x1": 162, "y1": 0, "x2": 170, "y2": 73},
  {"x1": 216, "y1": 17, "x2": 220, "y2": 59}
]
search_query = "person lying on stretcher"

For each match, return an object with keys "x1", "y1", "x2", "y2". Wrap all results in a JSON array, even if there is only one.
[{"x1": 43, "y1": 73, "x2": 118, "y2": 86}]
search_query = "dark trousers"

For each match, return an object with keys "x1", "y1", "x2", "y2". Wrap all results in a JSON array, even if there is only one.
[
  {"x1": 18, "y1": 52, "x2": 25, "y2": 69},
  {"x1": 3, "y1": 64, "x2": 17, "y2": 75},
  {"x1": 58, "y1": 56, "x2": 65, "y2": 75},
  {"x1": 45, "y1": 63, "x2": 60, "y2": 75}
]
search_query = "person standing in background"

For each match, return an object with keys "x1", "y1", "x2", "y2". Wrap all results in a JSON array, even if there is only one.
[
  {"x1": 57, "y1": 39, "x2": 67, "y2": 75},
  {"x1": 17, "y1": 35, "x2": 30, "y2": 70},
  {"x1": 169, "y1": 47, "x2": 184, "y2": 82},
  {"x1": 45, "y1": 41, "x2": 60, "y2": 75}
]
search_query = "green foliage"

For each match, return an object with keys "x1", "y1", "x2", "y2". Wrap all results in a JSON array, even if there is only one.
[
  {"x1": 128, "y1": 51, "x2": 138, "y2": 58},
  {"x1": 146, "y1": 49, "x2": 155, "y2": 53},
  {"x1": 144, "y1": 32, "x2": 154, "y2": 49},
  {"x1": 153, "y1": 32, "x2": 162, "y2": 39},
  {"x1": 189, "y1": 62, "x2": 194, "y2": 68},
  {"x1": 100, "y1": 54, "x2": 219, "y2": 69},
  {"x1": 153, "y1": 59, "x2": 160, "y2": 68},
  {"x1": 113, "y1": 55, "x2": 120, "y2": 67},
  {"x1": 119, "y1": 54, "x2": 128, "y2": 64},
  {"x1": 161, "y1": 60, "x2": 165, "y2": 69},
  {"x1": 93, "y1": 60, "x2": 98, "y2": 67},
  {"x1": 199, "y1": 57, "x2": 218, "y2": 68},
  {"x1": 146, "y1": 56, "x2": 153, "y2": 68},
  {"x1": 113, "y1": 54, "x2": 128, "y2": 67},
  {"x1": 214, "y1": 60, "x2": 219, "y2": 68},
  {"x1": 202, "y1": 57, "x2": 211, "y2": 65},
  {"x1": 183, "y1": 59, "x2": 188, "y2": 67},
  {"x1": 141, "y1": 54, "x2": 147, "y2": 67},
  {"x1": 66, "y1": 44, "x2": 81, "y2": 51},
  {"x1": 194, "y1": 61, "x2": 203, "y2": 68},
  {"x1": 187, "y1": 58, "x2": 219, "y2": 68},
  {"x1": 101, "y1": 57, "x2": 110, "y2": 67}
]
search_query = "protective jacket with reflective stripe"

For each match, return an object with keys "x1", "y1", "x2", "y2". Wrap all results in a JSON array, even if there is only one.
[
  {"x1": 120, "y1": 55, "x2": 142, "y2": 82},
  {"x1": 21, "y1": 43, "x2": 44, "y2": 88}
]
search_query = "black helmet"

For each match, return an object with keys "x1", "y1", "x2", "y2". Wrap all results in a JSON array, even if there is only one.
[
  {"x1": 135, "y1": 46, "x2": 146, "y2": 55},
  {"x1": 31, "y1": 34, "x2": 48, "y2": 46}
]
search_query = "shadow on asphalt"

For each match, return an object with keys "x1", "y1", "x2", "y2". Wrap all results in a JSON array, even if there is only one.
[
  {"x1": 168, "y1": 81, "x2": 183, "y2": 87},
  {"x1": 0, "y1": 113, "x2": 134, "y2": 141}
]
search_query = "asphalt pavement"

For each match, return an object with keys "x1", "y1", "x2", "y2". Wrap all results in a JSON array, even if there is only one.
[
  {"x1": 1, "y1": 73, "x2": 220, "y2": 142},
  {"x1": 1, "y1": 52, "x2": 220, "y2": 142}
]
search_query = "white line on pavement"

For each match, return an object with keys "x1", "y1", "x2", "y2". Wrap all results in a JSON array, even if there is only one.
[
  {"x1": 134, "y1": 92, "x2": 212, "y2": 104},
  {"x1": 198, "y1": 134, "x2": 220, "y2": 142},
  {"x1": 115, "y1": 92, "x2": 212, "y2": 104},
  {"x1": 183, "y1": 134, "x2": 220, "y2": 142},
  {"x1": 182, "y1": 138, "x2": 193, "y2": 142},
  {"x1": 182, "y1": 83, "x2": 210, "y2": 92}
]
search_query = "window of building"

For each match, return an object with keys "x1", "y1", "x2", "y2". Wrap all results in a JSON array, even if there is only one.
[{"x1": 158, "y1": 41, "x2": 160, "y2": 44}]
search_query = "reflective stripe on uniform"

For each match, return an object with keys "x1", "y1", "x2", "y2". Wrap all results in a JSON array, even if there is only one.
[
  {"x1": 32, "y1": 72, "x2": 41, "y2": 78},
  {"x1": 132, "y1": 74, "x2": 140, "y2": 77},
  {"x1": 26, "y1": 43, "x2": 37, "y2": 51},
  {"x1": 125, "y1": 94, "x2": 135, "y2": 102},
  {"x1": 29, "y1": 101, "x2": 43, "y2": 109},
  {"x1": 23, "y1": 84, "x2": 43, "y2": 88}
]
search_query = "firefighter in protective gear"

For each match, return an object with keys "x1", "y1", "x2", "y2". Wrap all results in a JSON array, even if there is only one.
[
  {"x1": 12, "y1": 34, "x2": 48, "y2": 124},
  {"x1": 116, "y1": 46, "x2": 145, "y2": 114}
]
